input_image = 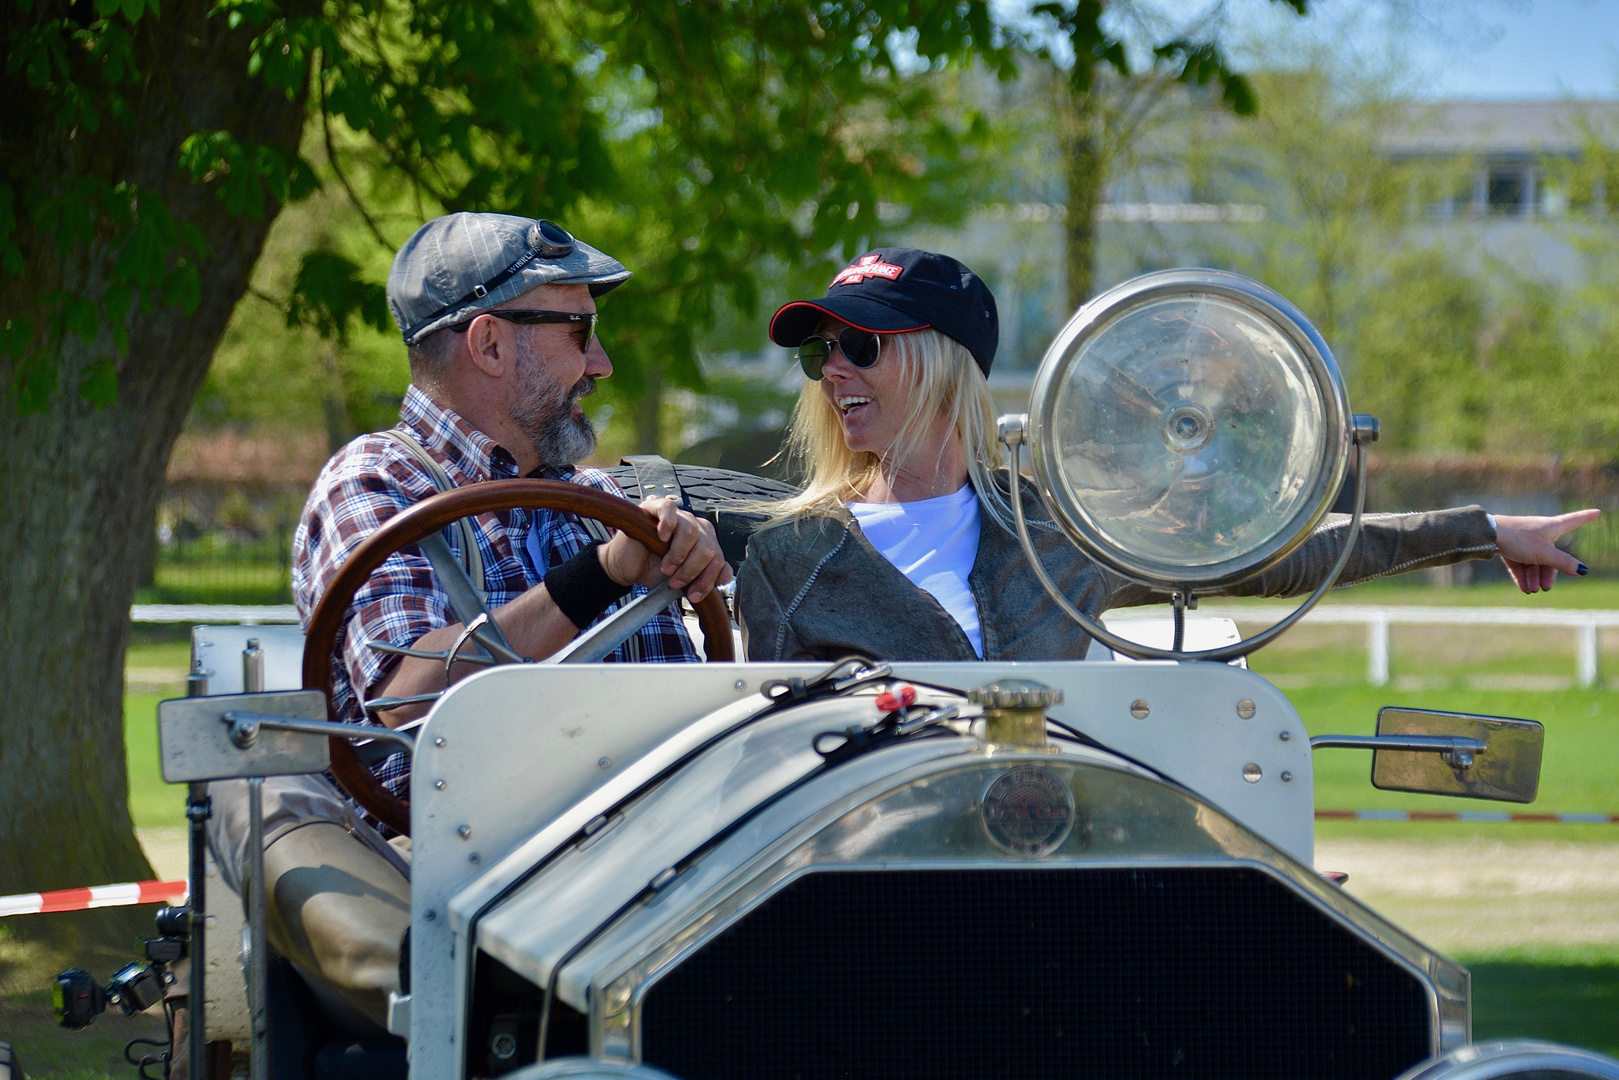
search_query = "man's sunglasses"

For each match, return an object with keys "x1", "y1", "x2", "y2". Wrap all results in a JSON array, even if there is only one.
[
  {"x1": 453, "y1": 309, "x2": 597, "y2": 352},
  {"x1": 796, "y1": 328, "x2": 880, "y2": 380}
]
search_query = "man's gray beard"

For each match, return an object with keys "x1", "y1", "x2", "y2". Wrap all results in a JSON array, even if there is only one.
[{"x1": 511, "y1": 336, "x2": 597, "y2": 469}]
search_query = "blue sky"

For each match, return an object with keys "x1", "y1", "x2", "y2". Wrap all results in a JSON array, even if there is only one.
[
  {"x1": 1242, "y1": 0, "x2": 1619, "y2": 99},
  {"x1": 1412, "y1": 0, "x2": 1618, "y2": 98}
]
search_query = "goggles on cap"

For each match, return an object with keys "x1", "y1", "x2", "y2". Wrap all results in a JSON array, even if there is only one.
[
  {"x1": 403, "y1": 219, "x2": 578, "y2": 343},
  {"x1": 796, "y1": 328, "x2": 880, "y2": 380}
]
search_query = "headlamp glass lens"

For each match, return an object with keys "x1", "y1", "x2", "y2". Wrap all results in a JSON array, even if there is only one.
[{"x1": 1046, "y1": 292, "x2": 1330, "y2": 574}]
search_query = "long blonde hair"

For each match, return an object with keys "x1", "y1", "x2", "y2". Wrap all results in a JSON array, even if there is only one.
[{"x1": 765, "y1": 327, "x2": 1016, "y2": 533}]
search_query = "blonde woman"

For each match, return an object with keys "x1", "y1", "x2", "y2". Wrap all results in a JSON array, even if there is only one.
[{"x1": 735, "y1": 248, "x2": 1598, "y2": 662}]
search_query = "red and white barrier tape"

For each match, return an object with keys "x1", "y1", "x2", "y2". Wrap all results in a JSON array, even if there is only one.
[
  {"x1": 1317, "y1": 810, "x2": 1619, "y2": 824},
  {"x1": 0, "y1": 879, "x2": 188, "y2": 918}
]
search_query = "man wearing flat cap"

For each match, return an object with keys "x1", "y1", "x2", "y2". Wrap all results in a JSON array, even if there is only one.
[{"x1": 202, "y1": 214, "x2": 729, "y2": 1039}]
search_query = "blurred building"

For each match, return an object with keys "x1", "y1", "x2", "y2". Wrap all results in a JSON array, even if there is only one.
[{"x1": 1385, "y1": 99, "x2": 1619, "y2": 285}]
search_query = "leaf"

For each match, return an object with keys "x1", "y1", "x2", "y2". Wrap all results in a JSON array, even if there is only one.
[
  {"x1": 62, "y1": 295, "x2": 100, "y2": 344},
  {"x1": 1223, "y1": 73, "x2": 1257, "y2": 117},
  {"x1": 114, "y1": 218, "x2": 167, "y2": 286},
  {"x1": 13, "y1": 352, "x2": 57, "y2": 414},
  {"x1": 285, "y1": 249, "x2": 389, "y2": 340},
  {"x1": 0, "y1": 316, "x2": 34, "y2": 358},
  {"x1": 164, "y1": 259, "x2": 201, "y2": 314},
  {"x1": 77, "y1": 358, "x2": 119, "y2": 407}
]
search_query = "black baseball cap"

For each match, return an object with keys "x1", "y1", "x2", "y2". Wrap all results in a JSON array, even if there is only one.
[{"x1": 768, "y1": 248, "x2": 1000, "y2": 375}]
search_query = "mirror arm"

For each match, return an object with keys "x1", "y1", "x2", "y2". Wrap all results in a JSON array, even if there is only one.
[
  {"x1": 1309, "y1": 735, "x2": 1487, "y2": 753},
  {"x1": 221, "y1": 711, "x2": 417, "y2": 754},
  {"x1": 1311, "y1": 733, "x2": 1488, "y2": 769},
  {"x1": 1001, "y1": 414, "x2": 1376, "y2": 663}
]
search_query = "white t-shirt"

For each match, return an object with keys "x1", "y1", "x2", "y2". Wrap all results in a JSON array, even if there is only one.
[{"x1": 848, "y1": 485, "x2": 984, "y2": 657}]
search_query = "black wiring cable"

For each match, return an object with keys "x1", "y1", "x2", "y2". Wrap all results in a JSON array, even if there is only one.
[
  {"x1": 1043, "y1": 715, "x2": 1190, "y2": 791},
  {"x1": 123, "y1": 999, "x2": 173, "y2": 1079}
]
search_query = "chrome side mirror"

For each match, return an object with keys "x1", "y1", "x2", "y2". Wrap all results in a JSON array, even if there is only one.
[{"x1": 1371, "y1": 707, "x2": 1544, "y2": 804}]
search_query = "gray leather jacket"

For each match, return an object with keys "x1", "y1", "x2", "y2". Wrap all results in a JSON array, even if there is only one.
[{"x1": 736, "y1": 481, "x2": 1497, "y2": 662}]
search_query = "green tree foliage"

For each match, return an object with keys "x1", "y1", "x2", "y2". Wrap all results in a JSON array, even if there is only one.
[
  {"x1": 4, "y1": 0, "x2": 1318, "y2": 942},
  {"x1": 1112, "y1": 51, "x2": 1619, "y2": 458},
  {"x1": 191, "y1": 2, "x2": 1310, "y2": 457}
]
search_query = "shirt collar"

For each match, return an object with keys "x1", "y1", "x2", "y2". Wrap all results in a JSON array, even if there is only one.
[
  {"x1": 527, "y1": 463, "x2": 578, "y2": 482},
  {"x1": 399, "y1": 384, "x2": 521, "y2": 482}
]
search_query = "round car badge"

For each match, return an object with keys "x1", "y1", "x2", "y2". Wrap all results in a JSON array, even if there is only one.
[{"x1": 981, "y1": 766, "x2": 1076, "y2": 857}]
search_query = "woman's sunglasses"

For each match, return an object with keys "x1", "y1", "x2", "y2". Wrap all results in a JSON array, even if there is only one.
[{"x1": 796, "y1": 328, "x2": 880, "y2": 380}]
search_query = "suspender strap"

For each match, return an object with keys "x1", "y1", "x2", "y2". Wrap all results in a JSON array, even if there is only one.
[{"x1": 377, "y1": 428, "x2": 487, "y2": 598}]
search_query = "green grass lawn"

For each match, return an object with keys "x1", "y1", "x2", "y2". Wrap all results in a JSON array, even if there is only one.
[
  {"x1": 124, "y1": 637, "x2": 190, "y2": 832},
  {"x1": 1468, "y1": 952, "x2": 1619, "y2": 1057},
  {"x1": 0, "y1": 988, "x2": 166, "y2": 1080}
]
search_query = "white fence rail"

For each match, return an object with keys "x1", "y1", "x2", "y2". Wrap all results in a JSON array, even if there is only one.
[
  {"x1": 1188, "y1": 604, "x2": 1619, "y2": 688},
  {"x1": 131, "y1": 604, "x2": 300, "y2": 625}
]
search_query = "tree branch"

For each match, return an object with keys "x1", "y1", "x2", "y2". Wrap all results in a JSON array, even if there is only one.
[{"x1": 318, "y1": 63, "x2": 395, "y2": 251}]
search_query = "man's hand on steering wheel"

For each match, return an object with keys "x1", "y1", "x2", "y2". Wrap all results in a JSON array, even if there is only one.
[{"x1": 600, "y1": 496, "x2": 733, "y2": 603}]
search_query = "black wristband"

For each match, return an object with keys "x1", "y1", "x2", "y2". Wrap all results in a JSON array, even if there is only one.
[{"x1": 546, "y1": 541, "x2": 634, "y2": 629}]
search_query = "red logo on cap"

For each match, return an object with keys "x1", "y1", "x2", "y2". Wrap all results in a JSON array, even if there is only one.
[{"x1": 830, "y1": 254, "x2": 903, "y2": 287}]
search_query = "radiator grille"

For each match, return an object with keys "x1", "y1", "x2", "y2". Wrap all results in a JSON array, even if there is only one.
[{"x1": 639, "y1": 866, "x2": 1431, "y2": 1080}]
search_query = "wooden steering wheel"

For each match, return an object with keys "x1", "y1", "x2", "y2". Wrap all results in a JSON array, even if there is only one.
[{"x1": 301, "y1": 478, "x2": 736, "y2": 835}]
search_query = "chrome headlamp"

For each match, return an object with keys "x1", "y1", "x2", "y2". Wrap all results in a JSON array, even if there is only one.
[
  {"x1": 1003, "y1": 269, "x2": 1376, "y2": 661},
  {"x1": 1029, "y1": 269, "x2": 1350, "y2": 589}
]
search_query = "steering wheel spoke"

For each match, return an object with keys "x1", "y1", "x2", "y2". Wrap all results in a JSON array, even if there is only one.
[
  {"x1": 365, "y1": 640, "x2": 498, "y2": 665},
  {"x1": 303, "y1": 479, "x2": 734, "y2": 836},
  {"x1": 416, "y1": 532, "x2": 525, "y2": 664}
]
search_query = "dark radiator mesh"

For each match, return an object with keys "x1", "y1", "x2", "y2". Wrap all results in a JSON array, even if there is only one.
[{"x1": 640, "y1": 867, "x2": 1431, "y2": 1080}]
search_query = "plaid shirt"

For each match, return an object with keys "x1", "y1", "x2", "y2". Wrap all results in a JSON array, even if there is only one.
[{"x1": 292, "y1": 385, "x2": 697, "y2": 804}]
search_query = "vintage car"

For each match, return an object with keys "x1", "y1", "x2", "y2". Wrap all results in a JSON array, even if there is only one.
[{"x1": 86, "y1": 271, "x2": 1619, "y2": 1080}]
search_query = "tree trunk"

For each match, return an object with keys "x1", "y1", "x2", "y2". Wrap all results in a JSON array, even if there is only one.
[
  {"x1": 1058, "y1": 85, "x2": 1107, "y2": 311},
  {"x1": 0, "y1": 0, "x2": 307, "y2": 960}
]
